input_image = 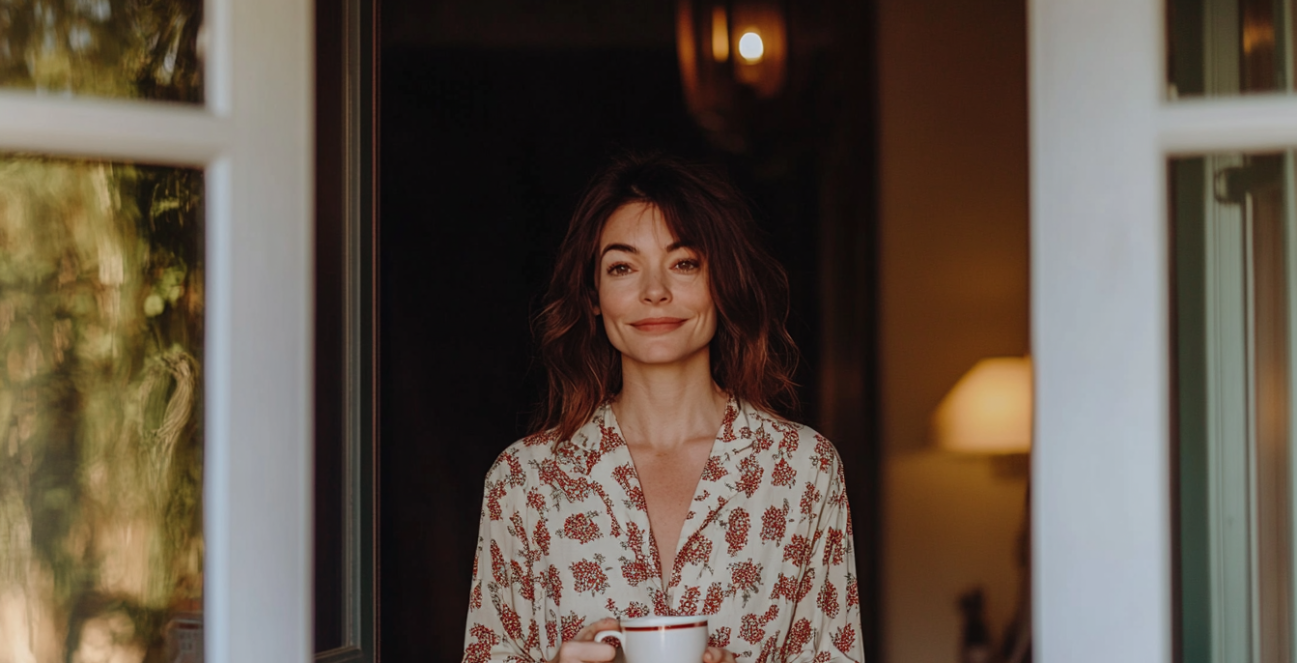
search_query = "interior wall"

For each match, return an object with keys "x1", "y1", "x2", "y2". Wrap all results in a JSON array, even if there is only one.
[{"x1": 876, "y1": 0, "x2": 1030, "y2": 659}]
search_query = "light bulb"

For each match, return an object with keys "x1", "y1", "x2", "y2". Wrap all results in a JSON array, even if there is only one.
[{"x1": 738, "y1": 31, "x2": 764, "y2": 63}]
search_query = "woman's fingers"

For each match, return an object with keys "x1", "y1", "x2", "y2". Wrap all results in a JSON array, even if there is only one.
[
  {"x1": 555, "y1": 640, "x2": 617, "y2": 663},
  {"x1": 548, "y1": 617, "x2": 620, "y2": 663},
  {"x1": 703, "y1": 646, "x2": 737, "y2": 663},
  {"x1": 572, "y1": 617, "x2": 620, "y2": 641}
]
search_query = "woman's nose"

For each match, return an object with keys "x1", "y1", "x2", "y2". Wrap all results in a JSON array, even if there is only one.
[{"x1": 641, "y1": 270, "x2": 671, "y2": 303}]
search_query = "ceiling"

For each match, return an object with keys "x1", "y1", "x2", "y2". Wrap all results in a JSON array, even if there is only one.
[{"x1": 384, "y1": 0, "x2": 676, "y2": 49}]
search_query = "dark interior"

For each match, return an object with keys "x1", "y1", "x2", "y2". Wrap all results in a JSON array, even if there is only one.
[{"x1": 347, "y1": 2, "x2": 882, "y2": 659}]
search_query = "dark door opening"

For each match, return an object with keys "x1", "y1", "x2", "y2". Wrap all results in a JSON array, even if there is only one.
[{"x1": 374, "y1": 2, "x2": 881, "y2": 660}]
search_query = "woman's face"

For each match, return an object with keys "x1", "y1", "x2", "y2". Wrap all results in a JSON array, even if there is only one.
[{"x1": 594, "y1": 202, "x2": 717, "y2": 369}]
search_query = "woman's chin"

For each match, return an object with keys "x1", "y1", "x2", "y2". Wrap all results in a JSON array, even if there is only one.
[{"x1": 620, "y1": 347, "x2": 710, "y2": 369}]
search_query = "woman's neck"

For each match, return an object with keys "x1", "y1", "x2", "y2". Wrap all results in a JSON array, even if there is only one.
[{"x1": 613, "y1": 350, "x2": 728, "y2": 453}]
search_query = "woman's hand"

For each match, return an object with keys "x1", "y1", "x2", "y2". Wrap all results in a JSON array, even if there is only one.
[
  {"x1": 703, "y1": 646, "x2": 737, "y2": 663},
  {"x1": 548, "y1": 617, "x2": 619, "y2": 663}
]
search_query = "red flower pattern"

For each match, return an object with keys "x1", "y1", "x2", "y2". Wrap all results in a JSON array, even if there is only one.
[
  {"x1": 533, "y1": 518, "x2": 551, "y2": 556},
  {"x1": 735, "y1": 455, "x2": 764, "y2": 497},
  {"x1": 703, "y1": 582, "x2": 726, "y2": 615},
  {"x1": 570, "y1": 559, "x2": 609, "y2": 595},
  {"x1": 761, "y1": 503, "x2": 789, "y2": 543},
  {"x1": 777, "y1": 425, "x2": 800, "y2": 453},
  {"x1": 526, "y1": 489, "x2": 547, "y2": 513},
  {"x1": 464, "y1": 401, "x2": 862, "y2": 663},
  {"x1": 709, "y1": 626, "x2": 732, "y2": 649},
  {"x1": 542, "y1": 565, "x2": 563, "y2": 604},
  {"x1": 784, "y1": 534, "x2": 814, "y2": 567},
  {"x1": 560, "y1": 612, "x2": 585, "y2": 643},
  {"x1": 701, "y1": 455, "x2": 728, "y2": 481},
  {"x1": 831, "y1": 623, "x2": 856, "y2": 654},
  {"x1": 818, "y1": 579, "x2": 840, "y2": 618},
  {"x1": 823, "y1": 528, "x2": 845, "y2": 566},
  {"x1": 563, "y1": 513, "x2": 602, "y2": 544},
  {"x1": 801, "y1": 481, "x2": 822, "y2": 516},
  {"x1": 725, "y1": 507, "x2": 750, "y2": 556},
  {"x1": 783, "y1": 618, "x2": 813, "y2": 658},
  {"x1": 730, "y1": 560, "x2": 763, "y2": 595},
  {"x1": 675, "y1": 585, "x2": 701, "y2": 615},
  {"x1": 675, "y1": 535, "x2": 714, "y2": 570},
  {"x1": 771, "y1": 459, "x2": 797, "y2": 487},
  {"x1": 739, "y1": 604, "x2": 780, "y2": 644},
  {"x1": 464, "y1": 624, "x2": 499, "y2": 663}
]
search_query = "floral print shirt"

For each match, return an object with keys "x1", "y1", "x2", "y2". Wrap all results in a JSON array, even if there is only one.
[{"x1": 462, "y1": 398, "x2": 865, "y2": 663}]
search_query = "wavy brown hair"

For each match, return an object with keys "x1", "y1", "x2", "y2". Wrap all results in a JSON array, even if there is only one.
[{"x1": 533, "y1": 153, "x2": 800, "y2": 442}]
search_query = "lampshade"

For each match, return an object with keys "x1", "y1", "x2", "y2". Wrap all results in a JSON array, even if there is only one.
[{"x1": 932, "y1": 356, "x2": 1033, "y2": 454}]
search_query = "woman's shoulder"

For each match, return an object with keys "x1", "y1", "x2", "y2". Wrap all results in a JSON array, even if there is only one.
[
  {"x1": 486, "y1": 422, "x2": 592, "y2": 482},
  {"x1": 739, "y1": 403, "x2": 846, "y2": 477},
  {"x1": 487, "y1": 430, "x2": 557, "y2": 477}
]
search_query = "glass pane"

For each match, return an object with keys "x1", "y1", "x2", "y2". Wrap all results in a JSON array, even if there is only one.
[
  {"x1": 1173, "y1": 151, "x2": 1294, "y2": 663},
  {"x1": 1167, "y1": 0, "x2": 1292, "y2": 97},
  {"x1": 0, "y1": 0, "x2": 204, "y2": 103},
  {"x1": 0, "y1": 155, "x2": 205, "y2": 660}
]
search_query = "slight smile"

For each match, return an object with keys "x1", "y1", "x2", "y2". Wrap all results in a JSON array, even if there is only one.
[{"x1": 630, "y1": 317, "x2": 687, "y2": 333}]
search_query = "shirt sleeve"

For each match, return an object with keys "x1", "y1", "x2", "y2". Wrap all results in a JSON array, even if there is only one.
[
  {"x1": 463, "y1": 446, "x2": 545, "y2": 663},
  {"x1": 784, "y1": 446, "x2": 866, "y2": 663}
]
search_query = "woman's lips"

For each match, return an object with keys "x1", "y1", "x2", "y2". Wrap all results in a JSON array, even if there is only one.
[{"x1": 630, "y1": 317, "x2": 686, "y2": 333}]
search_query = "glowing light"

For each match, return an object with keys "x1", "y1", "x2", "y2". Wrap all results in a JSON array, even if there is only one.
[
  {"x1": 711, "y1": 7, "x2": 729, "y2": 62},
  {"x1": 932, "y1": 356, "x2": 1033, "y2": 454},
  {"x1": 738, "y1": 31, "x2": 764, "y2": 63}
]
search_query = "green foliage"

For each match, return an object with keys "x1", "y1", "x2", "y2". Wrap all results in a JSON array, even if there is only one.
[
  {"x1": 0, "y1": 0, "x2": 204, "y2": 102},
  {"x1": 0, "y1": 156, "x2": 205, "y2": 659}
]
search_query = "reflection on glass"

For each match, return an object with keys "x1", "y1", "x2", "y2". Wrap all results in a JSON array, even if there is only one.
[
  {"x1": 1167, "y1": 0, "x2": 1291, "y2": 97},
  {"x1": 1173, "y1": 151, "x2": 1293, "y2": 663},
  {"x1": 0, "y1": 0, "x2": 204, "y2": 102},
  {"x1": 0, "y1": 155, "x2": 204, "y2": 660}
]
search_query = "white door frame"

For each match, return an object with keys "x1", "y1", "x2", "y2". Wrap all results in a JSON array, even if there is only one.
[
  {"x1": 1032, "y1": 1, "x2": 1297, "y2": 661},
  {"x1": 0, "y1": 0, "x2": 314, "y2": 660}
]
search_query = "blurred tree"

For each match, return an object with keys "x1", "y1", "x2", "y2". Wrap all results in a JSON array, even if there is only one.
[
  {"x1": 0, "y1": 0, "x2": 203, "y2": 102},
  {"x1": 0, "y1": 2, "x2": 208, "y2": 659}
]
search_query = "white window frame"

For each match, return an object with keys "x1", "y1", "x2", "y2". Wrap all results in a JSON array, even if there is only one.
[
  {"x1": 1032, "y1": 1, "x2": 1297, "y2": 661},
  {"x1": 0, "y1": 0, "x2": 314, "y2": 661}
]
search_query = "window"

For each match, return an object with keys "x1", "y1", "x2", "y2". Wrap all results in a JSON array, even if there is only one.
[{"x1": 0, "y1": 0, "x2": 314, "y2": 660}]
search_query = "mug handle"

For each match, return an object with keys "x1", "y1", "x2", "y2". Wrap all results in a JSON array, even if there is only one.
[{"x1": 594, "y1": 630, "x2": 623, "y2": 648}]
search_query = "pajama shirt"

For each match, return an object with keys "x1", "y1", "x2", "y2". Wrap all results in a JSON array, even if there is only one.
[{"x1": 462, "y1": 398, "x2": 865, "y2": 663}]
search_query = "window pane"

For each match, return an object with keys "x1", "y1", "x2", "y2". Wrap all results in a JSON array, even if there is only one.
[
  {"x1": 1167, "y1": 0, "x2": 1292, "y2": 97},
  {"x1": 1173, "y1": 151, "x2": 1294, "y2": 663},
  {"x1": 0, "y1": 0, "x2": 203, "y2": 103},
  {"x1": 0, "y1": 155, "x2": 205, "y2": 660}
]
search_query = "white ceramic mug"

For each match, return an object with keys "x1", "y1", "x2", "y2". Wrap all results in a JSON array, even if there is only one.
[{"x1": 595, "y1": 615, "x2": 709, "y2": 663}]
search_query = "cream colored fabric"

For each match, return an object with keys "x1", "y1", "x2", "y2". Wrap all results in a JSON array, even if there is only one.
[{"x1": 462, "y1": 398, "x2": 865, "y2": 663}]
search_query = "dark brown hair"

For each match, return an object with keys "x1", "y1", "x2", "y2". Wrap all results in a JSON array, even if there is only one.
[{"x1": 533, "y1": 153, "x2": 799, "y2": 442}]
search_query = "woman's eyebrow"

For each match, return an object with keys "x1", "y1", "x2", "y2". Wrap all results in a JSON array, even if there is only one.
[
  {"x1": 600, "y1": 243, "x2": 637, "y2": 257},
  {"x1": 600, "y1": 240, "x2": 694, "y2": 257}
]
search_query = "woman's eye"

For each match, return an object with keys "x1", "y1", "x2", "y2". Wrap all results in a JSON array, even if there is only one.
[
  {"x1": 675, "y1": 259, "x2": 700, "y2": 272},
  {"x1": 607, "y1": 263, "x2": 631, "y2": 276}
]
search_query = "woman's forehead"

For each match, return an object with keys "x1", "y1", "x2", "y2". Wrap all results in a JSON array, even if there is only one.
[{"x1": 599, "y1": 202, "x2": 684, "y2": 249}]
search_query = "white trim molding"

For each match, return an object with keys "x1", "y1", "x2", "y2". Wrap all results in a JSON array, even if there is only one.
[{"x1": 1030, "y1": 0, "x2": 1172, "y2": 662}]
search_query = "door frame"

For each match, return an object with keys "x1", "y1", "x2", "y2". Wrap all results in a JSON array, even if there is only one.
[
  {"x1": 0, "y1": 0, "x2": 315, "y2": 660},
  {"x1": 1031, "y1": 0, "x2": 1297, "y2": 661}
]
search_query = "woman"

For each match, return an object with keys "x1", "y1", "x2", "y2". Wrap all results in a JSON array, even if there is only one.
[{"x1": 462, "y1": 154, "x2": 864, "y2": 663}]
